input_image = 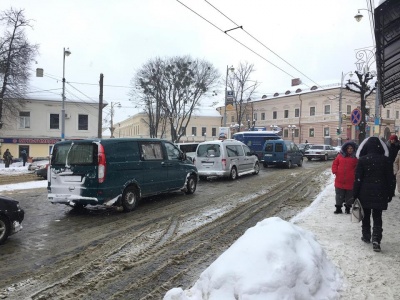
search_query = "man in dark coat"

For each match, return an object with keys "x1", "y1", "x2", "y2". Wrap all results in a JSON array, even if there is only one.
[
  {"x1": 21, "y1": 150, "x2": 28, "y2": 167},
  {"x1": 353, "y1": 137, "x2": 394, "y2": 252}
]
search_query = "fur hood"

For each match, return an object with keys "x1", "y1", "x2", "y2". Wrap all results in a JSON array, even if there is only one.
[
  {"x1": 340, "y1": 141, "x2": 357, "y2": 158},
  {"x1": 356, "y1": 137, "x2": 389, "y2": 158}
]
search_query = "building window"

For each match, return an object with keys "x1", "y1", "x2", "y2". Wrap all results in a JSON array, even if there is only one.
[
  {"x1": 19, "y1": 111, "x2": 31, "y2": 129},
  {"x1": 387, "y1": 110, "x2": 390, "y2": 118},
  {"x1": 295, "y1": 108, "x2": 299, "y2": 117},
  {"x1": 324, "y1": 127, "x2": 330, "y2": 136},
  {"x1": 180, "y1": 126, "x2": 186, "y2": 135},
  {"x1": 310, "y1": 107, "x2": 315, "y2": 116},
  {"x1": 192, "y1": 127, "x2": 197, "y2": 136},
  {"x1": 231, "y1": 116, "x2": 235, "y2": 122},
  {"x1": 396, "y1": 111, "x2": 399, "y2": 119},
  {"x1": 50, "y1": 113, "x2": 59, "y2": 129},
  {"x1": 283, "y1": 129, "x2": 288, "y2": 138},
  {"x1": 347, "y1": 105, "x2": 352, "y2": 114},
  {"x1": 253, "y1": 113, "x2": 257, "y2": 120},
  {"x1": 324, "y1": 105, "x2": 330, "y2": 114},
  {"x1": 261, "y1": 113, "x2": 265, "y2": 120},
  {"x1": 294, "y1": 129, "x2": 299, "y2": 137},
  {"x1": 212, "y1": 128, "x2": 216, "y2": 136},
  {"x1": 309, "y1": 128, "x2": 315, "y2": 137},
  {"x1": 78, "y1": 114, "x2": 88, "y2": 130},
  {"x1": 202, "y1": 127, "x2": 206, "y2": 136},
  {"x1": 284, "y1": 110, "x2": 289, "y2": 118},
  {"x1": 273, "y1": 111, "x2": 277, "y2": 119}
]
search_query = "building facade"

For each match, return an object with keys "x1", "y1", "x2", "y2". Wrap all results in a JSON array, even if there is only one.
[
  {"x1": 0, "y1": 98, "x2": 100, "y2": 161},
  {"x1": 114, "y1": 107, "x2": 222, "y2": 143},
  {"x1": 217, "y1": 84, "x2": 400, "y2": 146}
]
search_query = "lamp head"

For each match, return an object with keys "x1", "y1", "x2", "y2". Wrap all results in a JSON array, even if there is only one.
[
  {"x1": 64, "y1": 48, "x2": 71, "y2": 56},
  {"x1": 354, "y1": 11, "x2": 363, "y2": 22}
]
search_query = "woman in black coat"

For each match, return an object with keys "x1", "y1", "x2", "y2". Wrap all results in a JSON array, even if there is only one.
[{"x1": 353, "y1": 137, "x2": 394, "y2": 252}]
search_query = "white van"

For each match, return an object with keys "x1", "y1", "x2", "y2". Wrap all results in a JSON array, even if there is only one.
[{"x1": 193, "y1": 139, "x2": 259, "y2": 180}]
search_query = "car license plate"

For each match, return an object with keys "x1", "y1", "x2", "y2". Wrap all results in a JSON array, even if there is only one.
[
  {"x1": 265, "y1": 154, "x2": 272, "y2": 157},
  {"x1": 202, "y1": 162, "x2": 213, "y2": 166}
]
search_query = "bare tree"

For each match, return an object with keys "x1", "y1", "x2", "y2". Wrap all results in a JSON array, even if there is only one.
[
  {"x1": 0, "y1": 8, "x2": 38, "y2": 129},
  {"x1": 228, "y1": 62, "x2": 260, "y2": 132},
  {"x1": 131, "y1": 56, "x2": 219, "y2": 142}
]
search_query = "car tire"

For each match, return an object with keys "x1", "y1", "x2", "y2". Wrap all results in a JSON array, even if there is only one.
[
  {"x1": 229, "y1": 167, "x2": 237, "y2": 180},
  {"x1": 185, "y1": 175, "x2": 197, "y2": 194},
  {"x1": 121, "y1": 186, "x2": 139, "y2": 212},
  {"x1": 253, "y1": 162, "x2": 260, "y2": 175},
  {"x1": 307, "y1": 157, "x2": 312, "y2": 161},
  {"x1": 298, "y1": 158, "x2": 303, "y2": 167},
  {"x1": 0, "y1": 215, "x2": 10, "y2": 245},
  {"x1": 286, "y1": 160, "x2": 292, "y2": 169}
]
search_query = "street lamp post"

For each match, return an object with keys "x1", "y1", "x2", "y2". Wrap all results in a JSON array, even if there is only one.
[
  {"x1": 337, "y1": 71, "x2": 353, "y2": 146},
  {"x1": 109, "y1": 101, "x2": 121, "y2": 138},
  {"x1": 288, "y1": 125, "x2": 296, "y2": 141},
  {"x1": 346, "y1": 48, "x2": 376, "y2": 144},
  {"x1": 61, "y1": 47, "x2": 71, "y2": 140},
  {"x1": 224, "y1": 65, "x2": 234, "y2": 127}
]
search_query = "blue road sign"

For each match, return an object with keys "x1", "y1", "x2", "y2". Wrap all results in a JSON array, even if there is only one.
[{"x1": 351, "y1": 108, "x2": 362, "y2": 125}]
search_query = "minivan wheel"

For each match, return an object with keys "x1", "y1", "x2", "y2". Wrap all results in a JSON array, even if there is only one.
[
  {"x1": 286, "y1": 160, "x2": 292, "y2": 169},
  {"x1": 121, "y1": 186, "x2": 139, "y2": 212},
  {"x1": 185, "y1": 175, "x2": 197, "y2": 194},
  {"x1": 0, "y1": 215, "x2": 10, "y2": 245},
  {"x1": 229, "y1": 167, "x2": 237, "y2": 180},
  {"x1": 297, "y1": 158, "x2": 303, "y2": 167},
  {"x1": 253, "y1": 162, "x2": 260, "y2": 175}
]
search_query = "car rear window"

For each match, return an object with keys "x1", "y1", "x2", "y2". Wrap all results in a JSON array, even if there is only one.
[
  {"x1": 197, "y1": 144, "x2": 221, "y2": 157},
  {"x1": 52, "y1": 143, "x2": 96, "y2": 165},
  {"x1": 310, "y1": 145, "x2": 323, "y2": 150}
]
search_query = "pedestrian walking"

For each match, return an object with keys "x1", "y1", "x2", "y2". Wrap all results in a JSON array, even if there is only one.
[
  {"x1": 393, "y1": 150, "x2": 400, "y2": 198},
  {"x1": 353, "y1": 137, "x2": 394, "y2": 252},
  {"x1": 331, "y1": 141, "x2": 358, "y2": 214},
  {"x1": 20, "y1": 150, "x2": 28, "y2": 167},
  {"x1": 2, "y1": 149, "x2": 13, "y2": 168},
  {"x1": 387, "y1": 134, "x2": 400, "y2": 197}
]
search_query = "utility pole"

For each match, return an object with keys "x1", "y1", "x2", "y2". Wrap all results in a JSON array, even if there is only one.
[{"x1": 98, "y1": 73, "x2": 103, "y2": 138}]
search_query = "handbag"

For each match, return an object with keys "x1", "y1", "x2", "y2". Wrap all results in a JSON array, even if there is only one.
[{"x1": 351, "y1": 198, "x2": 364, "y2": 223}]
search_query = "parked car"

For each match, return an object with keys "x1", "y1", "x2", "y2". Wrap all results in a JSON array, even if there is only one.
[
  {"x1": 35, "y1": 163, "x2": 49, "y2": 179},
  {"x1": 304, "y1": 144, "x2": 338, "y2": 161},
  {"x1": 298, "y1": 143, "x2": 312, "y2": 155},
  {"x1": 0, "y1": 196, "x2": 24, "y2": 244},
  {"x1": 48, "y1": 138, "x2": 198, "y2": 212},
  {"x1": 262, "y1": 140, "x2": 303, "y2": 169},
  {"x1": 232, "y1": 131, "x2": 281, "y2": 161},
  {"x1": 175, "y1": 142, "x2": 200, "y2": 162},
  {"x1": 193, "y1": 139, "x2": 259, "y2": 180}
]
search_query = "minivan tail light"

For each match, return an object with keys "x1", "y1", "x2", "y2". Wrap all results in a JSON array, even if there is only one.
[
  {"x1": 98, "y1": 144, "x2": 106, "y2": 183},
  {"x1": 222, "y1": 158, "x2": 226, "y2": 168}
]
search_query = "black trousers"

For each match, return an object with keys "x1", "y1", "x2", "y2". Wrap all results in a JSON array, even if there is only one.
[{"x1": 362, "y1": 208, "x2": 383, "y2": 243}]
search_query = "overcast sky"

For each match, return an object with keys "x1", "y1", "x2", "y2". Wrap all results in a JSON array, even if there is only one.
[{"x1": 0, "y1": 0, "x2": 378, "y2": 124}]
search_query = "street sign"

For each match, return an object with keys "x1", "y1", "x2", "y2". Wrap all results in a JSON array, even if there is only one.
[{"x1": 351, "y1": 108, "x2": 362, "y2": 126}]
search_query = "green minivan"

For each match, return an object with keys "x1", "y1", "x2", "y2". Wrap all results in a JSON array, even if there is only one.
[{"x1": 48, "y1": 138, "x2": 198, "y2": 212}]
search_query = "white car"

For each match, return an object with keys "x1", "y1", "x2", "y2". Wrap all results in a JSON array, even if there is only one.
[{"x1": 304, "y1": 144, "x2": 338, "y2": 161}]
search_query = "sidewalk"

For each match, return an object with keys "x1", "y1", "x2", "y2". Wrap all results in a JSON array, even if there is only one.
[{"x1": 294, "y1": 175, "x2": 400, "y2": 299}]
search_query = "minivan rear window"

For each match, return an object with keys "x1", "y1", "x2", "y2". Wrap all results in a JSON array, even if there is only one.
[
  {"x1": 197, "y1": 144, "x2": 221, "y2": 157},
  {"x1": 52, "y1": 143, "x2": 96, "y2": 165}
]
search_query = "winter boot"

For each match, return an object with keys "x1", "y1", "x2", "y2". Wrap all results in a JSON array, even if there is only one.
[
  {"x1": 361, "y1": 236, "x2": 371, "y2": 243},
  {"x1": 345, "y1": 205, "x2": 351, "y2": 214},
  {"x1": 373, "y1": 242, "x2": 381, "y2": 252},
  {"x1": 334, "y1": 206, "x2": 343, "y2": 214}
]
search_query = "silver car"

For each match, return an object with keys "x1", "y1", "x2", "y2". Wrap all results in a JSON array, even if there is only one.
[
  {"x1": 304, "y1": 144, "x2": 338, "y2": 161},
  {"x1": 193, "y1": 139, "x2": 260, "y2": 180}
]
